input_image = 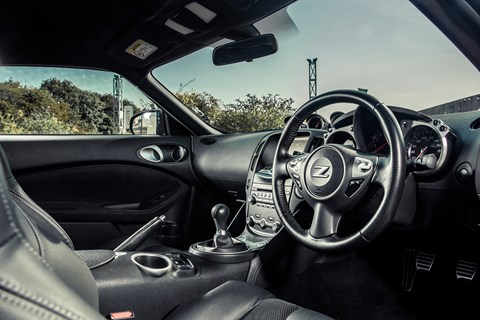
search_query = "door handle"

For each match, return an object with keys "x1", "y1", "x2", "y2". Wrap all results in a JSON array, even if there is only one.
[{"x1": 139, "y1": 145, "x2": 164, "y2": 163}]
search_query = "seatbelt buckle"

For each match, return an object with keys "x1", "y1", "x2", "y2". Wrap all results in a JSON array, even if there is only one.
[{"x1": 108, "y1": 311, "x2": 135, "y2": 319}]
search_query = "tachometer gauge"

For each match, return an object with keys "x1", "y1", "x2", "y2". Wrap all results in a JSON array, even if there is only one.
[
  {"x1": 405, "y1": 126, "x2": 442, "y2": 161},
  {"x1": 367, "y1": 130, "x2": 389, "y2": 155}
]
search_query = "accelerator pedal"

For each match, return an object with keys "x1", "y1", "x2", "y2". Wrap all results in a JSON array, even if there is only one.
[{"x1": 456, "y1": 260, "x2": 477, "y2": 281}]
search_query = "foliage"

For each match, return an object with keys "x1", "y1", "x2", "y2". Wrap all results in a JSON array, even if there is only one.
[
  {"x1": 176, "y1": 91, "x2": 294, "y2": 133},
  {"x1": 0, "y1": 79, "x2": 141, "y2": 135},
  {"x1": 0, "y1": 80, "x2": 88, "y2": 134},
  {"x1": 0, "y1": 77, "x2": 295, "y2": 135},
  {"x1": 40, "y1": 79, "x2": 116, "y2": 134}
]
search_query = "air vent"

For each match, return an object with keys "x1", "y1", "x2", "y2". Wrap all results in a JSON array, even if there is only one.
[
  {"x1": 200, "y1": 138, "x2": 217, "y2": 145},
  {"x1": 471, "y1": 118, "x2": 480, "y2": 129},
  {"x1": 250, "y1": 141, "x2": 265, "y2": 171}
]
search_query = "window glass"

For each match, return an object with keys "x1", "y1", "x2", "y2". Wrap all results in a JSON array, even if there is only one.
[
  {"x1": 153, "y1": 0, "x2": 480, "y2": 133},
  {"x1": 0, "y1": 67, "x2": 157, "y2": 134}
]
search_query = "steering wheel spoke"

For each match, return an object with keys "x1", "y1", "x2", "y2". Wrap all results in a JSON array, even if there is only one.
[
  {"x1": 309, "y1": 203, "x2": 341, "y2": 239},
  {"x1": 371, "y1": 156, "x2": 390, "y2": 187},
  {"x1": 273, "y1": 154, "x2": 292, "y2": 179},
  {"x1": 285, "y1": 153, "x2": 308, "y2": 189}
]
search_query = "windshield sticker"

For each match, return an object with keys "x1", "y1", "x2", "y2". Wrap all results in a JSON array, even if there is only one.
[{"x1": 125, "y1": 40, "x2": 158, "y2": 60}]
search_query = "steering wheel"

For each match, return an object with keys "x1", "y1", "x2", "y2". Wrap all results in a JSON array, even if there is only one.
[{"x1": 272, "y1": 90, "x2": 406, "y2": 251}]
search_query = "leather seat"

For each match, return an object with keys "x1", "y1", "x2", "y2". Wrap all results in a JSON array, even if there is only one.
[
  {"x1": 165, "y1": 280, "x2": 332, "y2": 320},
  {"x1": 0, "y1": 145, "x2": 167, "y2": 252},
  {"x1": 0, "y1": 151, "x2": 333, "y2": 319}
]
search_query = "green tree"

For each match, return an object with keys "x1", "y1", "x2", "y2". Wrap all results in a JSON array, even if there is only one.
[
  {"x1": 40, "y1": 78, "x2": 127, "y2": 134},
  {"x1": 0, "y1": 80, "x2": 86, "y2": 134},
  {"x1": 219, "y1": 94, "x2": 294, "y2": 133},
  {"x1": 175, "y1": 90, "x2": 294, "y2": 133},
  {"x1": 0, "y1": 78, "x2": 140, "y2": 135},
  {"x1": 175, "y1": 91, "x2": 222, "y2": 122}
]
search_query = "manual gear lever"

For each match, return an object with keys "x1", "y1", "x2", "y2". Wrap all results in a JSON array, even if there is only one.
[{"x1": 211, "y1": 204, "x2": 235, "y2": 248}]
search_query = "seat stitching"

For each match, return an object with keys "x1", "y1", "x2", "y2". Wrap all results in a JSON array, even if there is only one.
[
  {"x1": 9, "y1": 190, "x2": 74, "y2": 249},
  {"x1": 1, "y1": 183, "x2": 52, "y2": 270},
  {"x1": 0, "y1": 290, "x2": 59, "y2": 320},
  {"x1": 10, "y1": 190, "x2": 74, "y2": 249},
  {"x1": 0, "y1": 232, "x2": 16, "y2": 248},
  {"x1": 13, "y1": 201, "x2": 45, "y2": 257},
  {"x1": 1, "y1": 182, "x2": 89, "y2": 319},
  {"x1": 0, "y1": 277, "x2": 86, "y2": 320}
]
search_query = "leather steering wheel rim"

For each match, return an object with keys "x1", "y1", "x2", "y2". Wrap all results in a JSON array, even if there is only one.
[{"x1": 272, "y1": 90, "x2": 406, "y2": 251}]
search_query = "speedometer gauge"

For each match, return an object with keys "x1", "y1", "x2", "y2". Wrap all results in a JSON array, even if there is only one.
[
  {"x1": 405, "y1": 126, "x2": 442, "y2": 160},
  {"x1": 403, "y1": 120, "x2": 455, "y2": 176}
]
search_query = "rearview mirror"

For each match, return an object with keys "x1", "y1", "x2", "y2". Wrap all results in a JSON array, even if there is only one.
[
  {"x1": 130, "y1": 110, "x2": 167, "y2": 135},
  {"x1": 212, "y1": 34, "x2": 278, "y2": 66}
]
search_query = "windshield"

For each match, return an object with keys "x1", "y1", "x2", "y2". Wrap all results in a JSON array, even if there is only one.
[{"x1": 153, "y1": 0, "x2": 480, "y2": 133}]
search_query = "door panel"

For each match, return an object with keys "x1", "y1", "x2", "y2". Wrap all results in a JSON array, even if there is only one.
[{"x1": 0, "y1": 135, "x2": 200, "y2": 249}]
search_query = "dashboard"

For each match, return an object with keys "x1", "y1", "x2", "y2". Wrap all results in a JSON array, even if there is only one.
[{"x1": 193, "y1": 105, "x2": 480, "y2": 237}]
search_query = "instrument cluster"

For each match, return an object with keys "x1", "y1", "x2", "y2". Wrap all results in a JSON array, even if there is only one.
[{"x1": 324, "y1": 107, "x2": 455, "y2": 176}]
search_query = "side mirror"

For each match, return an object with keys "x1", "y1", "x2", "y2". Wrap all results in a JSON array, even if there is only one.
[
  {"x1": 130, "y1": 110, "x2": 167, "y2": 135},
  {"x1": 212, "y1": 34, "x2": 278, "y2": 66}
]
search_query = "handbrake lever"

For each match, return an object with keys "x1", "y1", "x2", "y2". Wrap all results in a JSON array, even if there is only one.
[{"x1": 114, "y1": 215, "x2": 165, "y2": 252}]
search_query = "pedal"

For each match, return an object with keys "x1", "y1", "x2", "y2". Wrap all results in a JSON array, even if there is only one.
[
  {"x1": 456, "y1": 260, "x2": 477, "y2": 281},
  {"x1": 402, "y1": 249, "x2": 435, "y2": 291},
  {"x1": 416, "y1": 252, "x2": 435, "y2": 271}
]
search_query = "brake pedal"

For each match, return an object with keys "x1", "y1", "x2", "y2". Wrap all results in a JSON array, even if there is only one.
[
  {"x1": 402, "y1": 249, "x2": 435, "y2": 291},
  {"x1": 456, "y1": 260, "x2": 477, "y2": 281}
]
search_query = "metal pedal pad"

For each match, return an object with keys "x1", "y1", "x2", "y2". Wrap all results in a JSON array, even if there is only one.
[
  {"x1": 456, "y1": 260, "x2": 477, "y2": 281},
  {"x1": 416, "y1": 252, "x2": 435, "y2": 271},
  {"x1": 402, "y1": 249, "x2": 435, "y2": 291}
]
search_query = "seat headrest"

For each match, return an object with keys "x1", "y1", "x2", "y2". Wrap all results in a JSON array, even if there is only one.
[{"x1": 0, "y1": 145, "x2": 13, "y2": 179}]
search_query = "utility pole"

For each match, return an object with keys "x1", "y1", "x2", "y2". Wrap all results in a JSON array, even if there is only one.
[
  {"x1": 307, "y1": 58, "x2": 317, "y2": 100},
  {"x1": 113, "y1": 75, "x2": 124, "y2": 133}
]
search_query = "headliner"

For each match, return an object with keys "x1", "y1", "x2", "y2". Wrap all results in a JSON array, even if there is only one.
[{"x1": 0, "y1": 0, "x2": 293, "y2": 84}]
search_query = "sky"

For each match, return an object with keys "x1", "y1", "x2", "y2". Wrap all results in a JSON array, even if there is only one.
[
  {"x1": 1, "y1": 0, "x2": 480, "y2": 119},
  {"x1": 153, "y1": 0, "x2": 480, "y2": 117}
]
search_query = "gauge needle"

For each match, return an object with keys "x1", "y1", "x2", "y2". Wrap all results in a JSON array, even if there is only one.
[
  {"x1": 373, "y1": 142, "x2": 388, "y2": 153},
  {"x1": 416, "y1": 146, "x2": 428, "y2": 160}
]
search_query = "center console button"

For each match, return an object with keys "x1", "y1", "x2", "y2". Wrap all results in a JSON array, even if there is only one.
[
  {"x1": 272, "y1": 221, "x2": 282, "y2": 232},
  {"x1": 259, "y1": 219, "x2": 267, "y2": 229}
]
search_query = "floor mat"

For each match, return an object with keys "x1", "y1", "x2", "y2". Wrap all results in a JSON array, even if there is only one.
[{"x1": 269, "y1": 256, "x2": 420, "y2": 320}]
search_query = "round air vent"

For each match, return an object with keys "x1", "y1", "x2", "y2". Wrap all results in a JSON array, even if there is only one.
[{"x1": 471, "y1": 118, "x2": 480, "y2": 129}]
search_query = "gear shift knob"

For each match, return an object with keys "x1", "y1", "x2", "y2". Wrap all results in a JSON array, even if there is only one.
[{"x1": 211, "y1": 204, "x2": 230, "y2": 235}]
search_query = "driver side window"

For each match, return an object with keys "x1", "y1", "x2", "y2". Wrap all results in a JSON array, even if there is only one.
[{"x1": 0, "y1": 66, "x2": 160, "y2": 135}]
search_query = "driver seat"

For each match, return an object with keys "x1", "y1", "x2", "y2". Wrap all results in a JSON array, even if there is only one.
[{"x1": 0, "y1": 150, "x2": 332, "y2": 319}]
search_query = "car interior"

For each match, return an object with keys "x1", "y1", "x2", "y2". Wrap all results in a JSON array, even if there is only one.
[{"x1": 2, "y1": 0, "x2": 480, "y2": 319}]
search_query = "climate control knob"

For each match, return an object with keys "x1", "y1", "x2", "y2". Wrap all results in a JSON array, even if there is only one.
[
  {"x1": 247, "y1": 215, "x2": 255, "y2": 227},
  {"x1": 248, "y1": 194, "x2": 257, "y2": 205}
]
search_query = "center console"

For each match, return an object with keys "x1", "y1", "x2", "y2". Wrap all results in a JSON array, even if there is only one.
[
  {"x1": 81, "y1": 131, "x2": 317, "y2": 319},
  {"x1": 188, "y1": 132, "x2": 312, "y2": 264}
]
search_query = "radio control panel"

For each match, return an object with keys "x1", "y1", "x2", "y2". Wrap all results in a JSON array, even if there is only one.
[{"x1": 246, "y1": 178, "x2": 292, "y2": 236}]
